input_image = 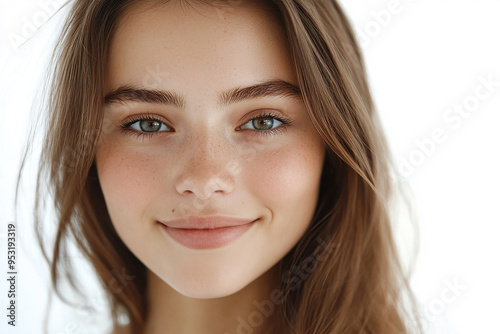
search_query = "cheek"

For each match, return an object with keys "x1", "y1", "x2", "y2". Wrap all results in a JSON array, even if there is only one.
[
  {"x1": 246, "y1": 140, "x2": 325, "y2": 219},
  {"x1": 96, "y1": 147, "x2": 161, "y2": 224}
]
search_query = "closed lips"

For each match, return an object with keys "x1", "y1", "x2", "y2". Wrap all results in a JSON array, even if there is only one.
[
  {"x1": 158, "y1": 215, "x2": 258, "y2": 250},
  {"x1": 158, "y1": 215, "x2": 257, "y2": 229}
]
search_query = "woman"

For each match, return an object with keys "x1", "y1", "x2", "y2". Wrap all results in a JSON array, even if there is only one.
[{"x1": 25, "y1": 0, "x2": 421, "y2": 333}]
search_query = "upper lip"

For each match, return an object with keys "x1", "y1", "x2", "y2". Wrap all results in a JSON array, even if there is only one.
[{"x1": 159, "y1": 215, "x2": 256, "y2": 230}]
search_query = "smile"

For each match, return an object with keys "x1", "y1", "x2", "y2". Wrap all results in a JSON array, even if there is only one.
[{"x1": 158, "y1": 218, "x2": 257, "y2": 250}]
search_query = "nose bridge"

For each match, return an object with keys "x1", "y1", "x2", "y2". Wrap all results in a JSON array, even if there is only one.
[
  {"x1": 175, "y1": 127, "x2": 237, "y2": 199},
  {"x1": 189, "y1": 130, "x2": 227, "y2": 172}
]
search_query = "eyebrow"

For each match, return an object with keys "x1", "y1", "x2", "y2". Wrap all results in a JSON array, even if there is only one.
[{"x1": 103, "y1": 79, "x2": 302, "y2": 108}]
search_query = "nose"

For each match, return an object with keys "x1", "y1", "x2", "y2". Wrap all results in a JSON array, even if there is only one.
[{"x1": 175, "y1": 131, "x2": 237, "y2": 200}]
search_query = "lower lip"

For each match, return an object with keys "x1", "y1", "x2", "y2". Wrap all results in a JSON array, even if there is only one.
[{"x1": 159, "y1": 221, "x2": 255, "y2": 250}]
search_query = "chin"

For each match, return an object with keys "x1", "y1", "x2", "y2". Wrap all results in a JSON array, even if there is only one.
[
  {"x1": 172, "y1": 281, "x2": 248, "y2": 299},
  {"x1": 165, "y1": 272, "x2": 252, "y2": 299},
  {"x1": 179, "y1": 287, "x2": 243, "y2": 299}
]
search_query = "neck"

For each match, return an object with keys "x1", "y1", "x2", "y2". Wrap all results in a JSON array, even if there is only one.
[{"x1": 141, "y1": 265, "x2": 283, "y2": 334}]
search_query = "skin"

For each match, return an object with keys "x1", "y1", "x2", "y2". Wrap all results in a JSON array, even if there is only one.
[{"x1": 96, "y1": 0, "x2": 325, "y2": 333}]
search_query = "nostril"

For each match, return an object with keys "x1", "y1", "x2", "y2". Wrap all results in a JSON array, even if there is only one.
[
  {"x1": 202, "y1": 177, "x2": 231, "y2": 195},
  {"x1": 175, "y1": 171, "x2": 236, "y2": 199}
]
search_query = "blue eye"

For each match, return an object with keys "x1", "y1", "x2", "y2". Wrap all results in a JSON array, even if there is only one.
[
  {"x1": 120, "y1": 111, "x2": 292, "y2": 140},
  {"x1": 129, "y1": 119, "x2": 170, "y2": 132},
  {"x1": 120, "y1": 114, "x2": 172, "y2": 139},
  {"x1": 241, "y1": 115, "x2": 284, "y2": 131},
  {"x1": 239, "y1": 112, "x2": 292, "y2": 137}
]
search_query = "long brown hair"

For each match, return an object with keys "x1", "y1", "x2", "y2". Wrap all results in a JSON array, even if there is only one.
[{"x1": 19, "y1": 0, "x2": 422, "y2": 333}]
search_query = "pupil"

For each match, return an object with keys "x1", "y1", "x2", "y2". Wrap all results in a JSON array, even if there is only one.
[{"x1": 140, "y1": 120, "x2": 161, "y2": 132}]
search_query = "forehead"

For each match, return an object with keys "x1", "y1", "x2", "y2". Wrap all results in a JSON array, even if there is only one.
[{"x1": 105, "y1": 0, "x2": 296, "y2": 102}]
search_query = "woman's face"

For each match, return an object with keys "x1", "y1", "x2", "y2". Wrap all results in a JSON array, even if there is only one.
[{"x1": 96, "y1": 0, "x2": 325, "y2": 298}]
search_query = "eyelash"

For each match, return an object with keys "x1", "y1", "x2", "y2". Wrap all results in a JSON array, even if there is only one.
[{"x1": 119, "y1": 111, "x2": 292, "y2": 139}]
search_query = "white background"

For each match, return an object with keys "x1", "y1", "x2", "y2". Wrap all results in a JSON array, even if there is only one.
[{"x1": 1, "y1": 0, "x2": 499, "y2": 333}]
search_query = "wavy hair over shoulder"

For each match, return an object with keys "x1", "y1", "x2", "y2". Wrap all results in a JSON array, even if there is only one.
[{"x1": 21, "y1": 0, "x2": 422, "y2": 333}]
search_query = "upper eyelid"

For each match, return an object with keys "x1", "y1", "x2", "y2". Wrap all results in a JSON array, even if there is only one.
[{"x1": 121, "y1": 113, "x2": 169, "y2": 126}]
